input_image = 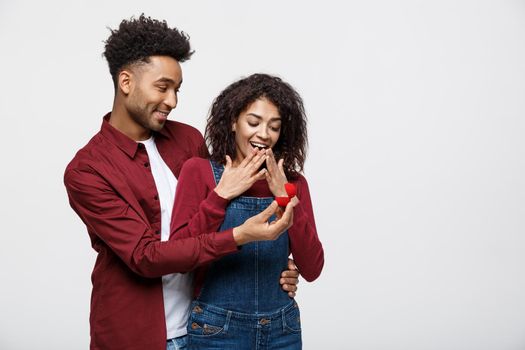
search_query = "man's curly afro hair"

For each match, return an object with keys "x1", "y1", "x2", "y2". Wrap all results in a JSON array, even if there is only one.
[{"x1": 103, "y1": 14, "x2": 193, "y2": 88}]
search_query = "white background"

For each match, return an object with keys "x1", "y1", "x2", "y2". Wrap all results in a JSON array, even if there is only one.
[{"x1": 1, "y1": 1, "x2": 525, "y2": 349}]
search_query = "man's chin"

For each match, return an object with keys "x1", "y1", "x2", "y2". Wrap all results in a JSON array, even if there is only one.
[{"x1": 150, "y1": 121, "x2": 166, "y2": 132}]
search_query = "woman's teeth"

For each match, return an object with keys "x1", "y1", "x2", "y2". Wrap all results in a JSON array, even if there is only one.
[{"x1": 250, "y1": 142, "x2": 268, "y2": 150}]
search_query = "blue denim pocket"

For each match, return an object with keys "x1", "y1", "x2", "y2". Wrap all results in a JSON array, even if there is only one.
[
  {"x1": 282, "y1": 302, "x2": 302, "y2": 334},
  {"x1": 187, "y1": 303, "x2": 230, "y2": 338}
]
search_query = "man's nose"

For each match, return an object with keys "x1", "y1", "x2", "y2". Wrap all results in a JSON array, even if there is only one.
[{"x1": 165, "y1": 90, "x2": 177, "y2": 109}]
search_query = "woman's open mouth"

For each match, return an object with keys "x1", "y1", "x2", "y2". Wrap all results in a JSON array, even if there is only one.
[{"x1": 250, "y1": 141, "x2": 269, "y2": 151}]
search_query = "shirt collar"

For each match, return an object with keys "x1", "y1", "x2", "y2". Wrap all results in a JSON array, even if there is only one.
[{"x1": 100, "y1": 112, "x2": 168, "y2": 158}]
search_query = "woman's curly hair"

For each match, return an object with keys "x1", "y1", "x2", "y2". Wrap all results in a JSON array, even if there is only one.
[
  {"x1": 103, "y1": 14, "x2": 193, "y2": 88},
  {"x1": 205, "y1": 73, "x2": 308, "y2": 180}
]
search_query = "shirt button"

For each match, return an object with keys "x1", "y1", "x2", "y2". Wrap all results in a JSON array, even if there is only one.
[
  {"x1": 144, "y1": 162, "x2": 149, "y2": 167},
  {"x1": 154, "y1": 195, "x2": 159, "y2": 200},
  {"x1": 155, "y1": 230, "x2": 160, "y2": 235},
  {"x1": 259, "y1": 318, "x2": 270, "y2": 325}
]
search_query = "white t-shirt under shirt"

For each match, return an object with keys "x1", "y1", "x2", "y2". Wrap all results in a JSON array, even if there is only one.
[{"x1": 139, "y1": 137, "x2": 193, "y2": 339}]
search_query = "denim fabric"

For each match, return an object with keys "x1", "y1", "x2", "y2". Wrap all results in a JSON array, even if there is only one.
[
  {"x1": 187, "y1": 161, "x2": 301, "y2": 349},
  {"x1": 167, "y1": 335, "x2": 187, "y2": 350},
  {"x1": 187, "y1": 300, "x2": 301, "y2": 350}
]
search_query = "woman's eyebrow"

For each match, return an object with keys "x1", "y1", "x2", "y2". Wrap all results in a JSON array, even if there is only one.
[{"x1": 246, "y1": 113, "x2": 281, "y2": 122}]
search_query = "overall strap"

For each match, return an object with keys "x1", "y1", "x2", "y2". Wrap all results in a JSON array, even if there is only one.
[{"x1": 209, "y1": 160, "x2": 224, "y2": 185}]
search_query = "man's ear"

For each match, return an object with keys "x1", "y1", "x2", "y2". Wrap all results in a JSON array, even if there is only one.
[{"x1": 118, "y1": 70, "x2": 132, "y2": 95}]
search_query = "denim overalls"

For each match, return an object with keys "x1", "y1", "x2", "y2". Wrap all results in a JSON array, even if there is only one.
[{"x1": 187, "y1": 161, "x2": 302, "y2": 350}]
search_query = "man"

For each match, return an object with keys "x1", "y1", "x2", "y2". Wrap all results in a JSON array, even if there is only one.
[{"x1": 64, "y1": 15, "x2": 300, "y2": 350}]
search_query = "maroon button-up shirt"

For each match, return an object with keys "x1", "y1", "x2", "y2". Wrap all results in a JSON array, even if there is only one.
[{"x1": 64, "y1": 114, "x2": 239, "y2": 350}]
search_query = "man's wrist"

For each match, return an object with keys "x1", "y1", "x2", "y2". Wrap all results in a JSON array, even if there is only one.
[
  {"x1": 232, "y1": 225, "x2": 248, "y2": 245},
  {"x1": 214, "y1": 187, "x2": 231, "y2": 200}
]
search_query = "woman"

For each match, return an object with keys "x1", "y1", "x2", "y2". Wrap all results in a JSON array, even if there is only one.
[{"x1": 171, "y1": 73, "x2": 324, "y2": 349}]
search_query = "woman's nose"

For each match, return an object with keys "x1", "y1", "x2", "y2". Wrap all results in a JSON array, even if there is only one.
[{"x1": 256, "y1": 127, "x2": 269, "y2": 139}]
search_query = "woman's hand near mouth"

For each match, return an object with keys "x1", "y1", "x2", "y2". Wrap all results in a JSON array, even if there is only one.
[
  {"x1": 214, "y1": 148, "x2": 268, "y2": 200},
  {"x1": 265, "y1": 149, "x2": 288, "y2": 197}
]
